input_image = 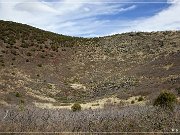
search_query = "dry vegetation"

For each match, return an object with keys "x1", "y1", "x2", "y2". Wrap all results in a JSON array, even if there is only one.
[
  {"x1": 0, "y1": 20, "x2": 180, "y2": 133},
  {"x1": 0, "y1": 105, "x2": 180, "y2": 133}
]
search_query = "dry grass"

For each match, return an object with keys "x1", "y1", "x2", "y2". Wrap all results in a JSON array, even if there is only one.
[
  {"x1": 162, "y1": 63, "x2": 174, "y2": 70},
  {"x1": 33, "y1": 95, "x2": 147, "y2": 110}
]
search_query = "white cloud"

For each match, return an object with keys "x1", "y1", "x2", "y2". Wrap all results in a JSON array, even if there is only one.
[
  {"x1": 0, "y1": 0, "x2": 136, "y2": 37},
  {"x1": 0, "y1": 0, "x2": 179, "y2": 37},
  {"x1": 112, "y1": 0, "x2": 180, "y2": 35}
]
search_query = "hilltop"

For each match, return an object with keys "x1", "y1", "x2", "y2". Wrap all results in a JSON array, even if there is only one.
[{"x1": 0, "y1": 20, "x2": 180, "y2": 109}]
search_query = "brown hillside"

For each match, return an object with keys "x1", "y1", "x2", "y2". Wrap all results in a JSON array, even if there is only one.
[{"x1": 0, "y1": 20, "x2": 180, "y2": 107}]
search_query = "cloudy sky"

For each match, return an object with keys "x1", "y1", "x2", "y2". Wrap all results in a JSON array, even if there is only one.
[{"x1": 0, "y1": 0, "x2": 179, "y2": 37}]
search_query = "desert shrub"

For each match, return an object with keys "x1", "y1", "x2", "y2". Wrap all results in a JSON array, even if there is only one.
[
  {"x1": 1, "y1": 50, "x2": 6, "y2": 53},
  {"x1": 20, "y1": 99, "x2": 24, "y2": 104},
  {"x1": 37, "y1": 64, "x2": 42, "y2": 67},
  {"x1": 15, "y1": 92, "x2": 20, "y2": 97},
  {"x1": 26, "y1": 59, "x2": 29, "y2": 62},
  {"x1": 153, "y1": 91, "x2": 177, "y2": 110},
  {"x1": 40, "y1": 55, "x2": 45, "y2": 58},
  {"x1": 47, "y1": 84, "x2": 53, "y2": 89},
  {"x1": 45, "y1": 45, "x2": 48, "y2": 49},
  {"x1": 92, "y1": 103, "x2": 100, "y2": 106},
  {"x1": 31, "y1": 48, "x2": 36, "y2": 52},
  {"x1": 138, "y1": 96, "x2": 144, "y2": 102},
  {"x1": 12, "y1": 57, "x2": 16, "y2": 61},
  {"x1": 62, "y1": 48, "x2": 66, "y2": 51},
  {"x1": 12, "y1": 72, "x2": 15, "y2": 75},
  {"x1": 11, "y1": 50, "x2": 18, "y2": 55},
  {"x1": 14, "y1": 46, "x2": 19, "y2": 49},
  {"x1": 39, "y1": 45, "x2": 43, "y2": 49},
  {"x1": 131, "y1": 100, "x2": 135, "y2": 104},
  {"x1": 20, "y1": 43, "x2": 29, "y2": 48},
  {"x1": 176, "y1": 87, "x2": 180, "y2": 95},
  {"x1": 26, "y1": 52, "x2": 32, "y2": 56},
  {"x1": 0, "y1": 59, "x2": 4, "y2": 63},
  {"x1": 1, "y1": 63, "x2": 5, "y2": 67},
  {"x1": 51, "y1": 45, "x2": 59, "y2": 52},
  {"x1": 71, "y1": 103, "x2": 81, "y2": 112}
]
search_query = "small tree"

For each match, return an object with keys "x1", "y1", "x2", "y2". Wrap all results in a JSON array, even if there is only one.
[
  {"x1": 153, "y1": 91, "x2": 177, "y2": 110},
  {"x1": 131, "y1": 100, "x2": 135, "y2": 104},
  {"x1": 71, "y1": 103, "x2": 81, "y2": 112},
  {"x1": 175, "y1": 87, "x2": 180, "y2": 95},
  {"x1": 138, "y1": 96, "x2": 144, "y2": 102},
  {"x1": 15, "y1": 92, "x2": 20, "y2": 97}
]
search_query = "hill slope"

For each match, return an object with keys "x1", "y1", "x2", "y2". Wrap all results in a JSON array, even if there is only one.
[{"x1": 0, "y1": 20, "x2": 180, "y2": 108}]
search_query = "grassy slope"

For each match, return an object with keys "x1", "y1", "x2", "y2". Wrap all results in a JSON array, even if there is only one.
[{"x1": 0, "y1": 20, "x2": 180, "y2": 107}]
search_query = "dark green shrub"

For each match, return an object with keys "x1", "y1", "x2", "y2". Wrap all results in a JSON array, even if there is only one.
[
  {"x1": 31, "y1": 48, "x2": 36, "y2": 52},
  {"x1": 131, "y1": 100, "x2": 135, "y2": 104},
  {"x1": 37, "y1": 64, "x2": 42, "y2": 67},
  {"x1": 45, "y1": 45, "x2": 48, "y2": 49},
  {"x1": 12, "y1": 57, "x2": 16, "y2": 61},
  {"x1": 0, "y1": 59, "x2": 4, "y2": 63},
  {"x1": 15, "y1": 92, "x2": 20, "y2": 97},
  {"x1": 40, "y1": 55, "x2": 45, "y2": 58},
  {"x1": 175, "y1": 87, "x2": 180, "y2": 95},
  {"x1": 47, "y1": 84, "x2": 53, "y2": 89},
  {"x1": 1, "y1": 50, "x2": 6, "y2": 53},
  {"x1": 1, "y1": 64, "x2": 5, "y2": 67},
  {"x1": 12, "y1": 72, "x2": 15, "y2": 75},
  {"x1": 153, "y1": 91, "x2": 177, "y2": 110},
  {"x1": 20, "y1": 43, "x2": 28, "y2": 48},
  {"x1": 11, "y1": 50, "x2": 18, "y2": 55},
  {"x1": 71, "y1": 103, "x2": 81, "y2": 112},
  {"x1": 27, "y1": 52, "x2": 32, "y2": 56},
  {"x1": 39, "y1": 45, "x2": 43, "y2": 49},
  {"x1": 138, "y1": 96, "x2": 144, "y2": 102},
  {"x1": 20, "y1": 99, "x2": 24, "y2": 104}
]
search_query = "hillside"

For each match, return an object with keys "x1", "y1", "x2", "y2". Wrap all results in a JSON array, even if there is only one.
[{"x1": 0, "y1": 20, "x2": 180, "y2": 109}]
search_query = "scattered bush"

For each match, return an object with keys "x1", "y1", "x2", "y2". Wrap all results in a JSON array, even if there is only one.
[
  {"x1": 12, "y1": 57, "x2": 16, "y2": 61},
  {"x1": 1, "y1": 50, "x2": 6, "y2": 53},
  {"x1": 20, "y1": 43, "x2": 28, "y2": 48},
  {"x1": 153, "y1": 91, "x2": 177, "y2": 110},
  {"x1": 20, "y1": 99, "x2": 25, "y2": 104},
  {"x1": 71, "y1": 103, "x2": 81, "y2": 112},
  {"x1": 11, "y1": 50, "x2": 18, "y2": 55},
  {"x1": 1, "y1": 64, "x2": 5, "y2": 67},
  {"x1": 15, "y1": 92, "x2": 21, "y2": 97},
  {"x1": 47, "y1": 84, "x2": 53, "y2": 89},
  {"x1": 37, "y1": 64, "x2": 42, "y2": 67},
  {"x1": 92, "y1": 103, "x2": 100, "y2": 106},
  {"x1": 31, "y1": 48, "x2": 36, "y2": 52},
  {"x1": 62, "y1": 48, "x2": 66, "y2": 51},
  {"x1": 0, "y1": 59, "x2": 4, "y2": 63},
  {"x1": 176, "y1": 87, "x2": 180, "y2": 95},
  {"x1": 27, "y1": 52, "x2": 32, "y2": 56},
  {"x1": 40, "y1": 55, "x2": 45, "y2": 58},
  {"x1": 138, "y1": 96, "x2": 144, "y2": 102},
  {"x1": 131, "y1": 100, "x2": 135, "y2": 104},
  {"x1": 12, "y1": 72, "x2": 15, "y2": 75}
]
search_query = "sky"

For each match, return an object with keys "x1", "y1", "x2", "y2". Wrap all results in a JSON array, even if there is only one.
[{"x1": 0, "y1": 0, "x2": 179, "y2": 37}]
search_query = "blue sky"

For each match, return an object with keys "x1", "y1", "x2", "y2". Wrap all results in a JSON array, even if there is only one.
[{"x1": 0, "y1": 0, "x2": 179, "y2": 37}]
